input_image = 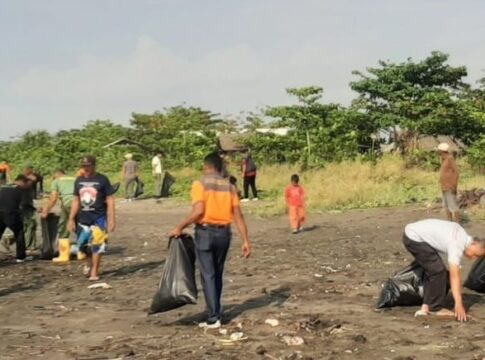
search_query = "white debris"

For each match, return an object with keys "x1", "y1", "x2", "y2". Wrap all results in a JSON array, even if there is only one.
[
  {"x1": 87, "y1": 282, "x2": 112, "y2": 289},
  {"x1": 265, "y1": 319, "x2": 279, "y2": 327}
]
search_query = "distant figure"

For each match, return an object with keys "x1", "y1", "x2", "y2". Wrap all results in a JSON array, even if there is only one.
[
  {"x1": 152, "y1": 151, "x2": 164, "y2": 198},
  {"x1": 0, "y1": 160, "x2": 12, "y2": 186},
  {"x1": 285, "y1": 174, "x2": 306, "y2": 234},
  {"x1": 438, "y1": 143, "x2": 460, "y2": 223},
  {"x1": 121, "y1": 154, "x2": 139, "y2": 202},
  {"x1": 68, "y1": 156, "x2": 116, "y2": 281},
  {"x1": 0, "y1": 175, "x2": 30, "y2": 262},
  {"x1": 241, "y1": 151, "x2": 258, "y2": 202},
  {"x1": 41, "y1": 169, "x2": 75, "y2": 239}
]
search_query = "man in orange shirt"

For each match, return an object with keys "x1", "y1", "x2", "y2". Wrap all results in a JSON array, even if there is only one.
[
  {"x1": 285, "y1": 174, "x2": 306, "y2": 234},
  {"x1": 170, "y1": 152, "x2": 251, "y2": 329}
]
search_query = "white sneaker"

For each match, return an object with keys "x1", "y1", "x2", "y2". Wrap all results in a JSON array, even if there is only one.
[
  {"x1": 252, "y1": 198, "x2": 259, "y2": 201},
  {"x1": 241, "y1": 199, "x2": 250, "y2": 203},
  {"x1": 16, "y1": 256, "x2": 34, "y2": 263},
  {"x1": 198, "y1": 320, "x2": 221, "y2": 329}
]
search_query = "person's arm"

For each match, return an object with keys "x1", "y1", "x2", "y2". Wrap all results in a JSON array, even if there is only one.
[
  {"x1": 106, "y1": 195, "x2": 116, "y2": 232},
  {"x1": 285, "y1": 187, "x2": 290, "y2": 206},
  {"x1": 169, "y1": 202, "x2": 204, "y2": 237},
  {"x1": 241, "y1": 159, "x2": 246, "y2": 176},
  {"x1": 233, "y1": 205, "x2": 251, "y2": 258},
  {"x1": 449, "y1": 263, "x2": 467, "y2": 322},
  {"x1": 41, "y1": 191, "x2": 59, "y2": 218},
  {"x1": 67, "y1": 197, "x2": 80, "y2": 233}
]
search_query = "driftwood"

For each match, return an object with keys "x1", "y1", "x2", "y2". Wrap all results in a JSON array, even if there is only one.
[{"x1": 458, "y1": 188, "x2": 485, "y2": 209}]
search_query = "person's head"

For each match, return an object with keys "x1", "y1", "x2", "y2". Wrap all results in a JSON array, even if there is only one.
[
  {"x1": 437, "y1": 143, "x2": 450, "y2": 159},
  {"x1": 291, "y1": 174, "x2": 300, "y2": 185},
  {"x1": 1, "y1": 160, "x2": 7, "y2": 165},
  {"x1": 53, "y1": 168, "x2": 66, "y2": 180},
  {"x1": 203, "y1": 152, "x2": 223, "y2": 174},
  {"x1": 125, "y1": 153, "x2": 133, "y2": 160},
  {"x1": 14, "y1": 174, "x2": 29, "y2": 188},
  {"x1": 80, "y1": 155, "x2": 96, "y2": 177},
  {"x1": 23, "y1": 165, "x2": 34, "y2": 176},
  {"x1": 465, "y1": 237, "x2": 485, "y2": 260},
  {"x1": 156, "y1": 151, "x2": 164, "y2": 159}
]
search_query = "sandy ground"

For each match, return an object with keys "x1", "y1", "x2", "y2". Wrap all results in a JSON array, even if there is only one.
[{"x1": 0, "y1": 199, "x2": 484, "y2": 360}]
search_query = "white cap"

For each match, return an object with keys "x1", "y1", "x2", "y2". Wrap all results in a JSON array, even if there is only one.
[
  {"x1": 125, "y1": 153, "x2": 133, "y2": 159},
  {"x1": 437, "y1": 143, "x2": 450, "y2": 152}
]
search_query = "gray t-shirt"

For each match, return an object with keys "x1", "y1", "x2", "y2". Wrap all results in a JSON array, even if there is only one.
[
  {"x1": 123, "y1": 160, "x2": 139, "y2": 180},
  {"x1": 405, "y1": 219, "x2": 472, "y2": 265}
]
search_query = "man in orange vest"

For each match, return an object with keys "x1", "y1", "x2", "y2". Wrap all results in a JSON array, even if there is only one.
[{"x1": 170, "y1": 152, "x2": 251, "y2": 329}]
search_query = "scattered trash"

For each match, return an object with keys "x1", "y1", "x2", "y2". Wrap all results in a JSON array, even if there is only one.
[
  {"x1": 321, "y1": 266, "x2": 338, "y2": 273},
  {"x1": 313, "y1": 273, "x2": 323, "y2": 278},
  {"x1": 353, "y1": 335, "x2": 367, "y2": 343},
  {"x1": 219, "y1": 329, "x2": 228, "y2": 336},
  {"x1": 265, "y1": 319, "x2": 279, "y2": 327},
  {"x1": 124, "y1": 256, "x2": 137, "y2": 262},
  {"x1": 283, "y1": 335, "x2": 304, "y2": 346},
  {"x1": 143, "y1": 242, "x2": 148, "y2": 247},
  {"x1": 230, "y1": 332, "x2": 245, "y2": 341},
  {"x1": 87, "y1": 283, "x2": 112, "y2": 289}
]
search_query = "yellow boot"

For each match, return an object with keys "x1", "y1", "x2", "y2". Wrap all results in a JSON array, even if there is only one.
[{"x1": 53, "y1": 238, "x2": 70, "y2": 263}]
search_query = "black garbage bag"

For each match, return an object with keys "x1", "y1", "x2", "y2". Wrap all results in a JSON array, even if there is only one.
[
  {"x1": 40, "y1": 214, "x2": 59, "y2": 260},
  {"x1": 160, "y1": 172, "x2": 175, "y2": 198},
  {"x1": 112, "y1": 182, "x2": 121, "y2": 194},
  {"x1": 134, "y1": 178, "x2": 144, "y2": 198},
  {"x1": 464, "y1": 258, "x2": 485, "y2": 293},
  {"x1": 149, "y1": 234, "x2": 198, "y2": 314}
]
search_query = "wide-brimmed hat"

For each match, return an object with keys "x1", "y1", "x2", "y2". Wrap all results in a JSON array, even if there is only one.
[{"x1": 437, "y1": 143, "x2": 450, "y2": 152}]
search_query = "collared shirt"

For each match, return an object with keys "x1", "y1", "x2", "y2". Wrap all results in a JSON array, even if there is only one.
[
  {"x1": 405, "y1": 219, "x2": 472, "y2": 265},
  {"x1": 191, "y1": 174, "x2": 240, "y2": 225}
]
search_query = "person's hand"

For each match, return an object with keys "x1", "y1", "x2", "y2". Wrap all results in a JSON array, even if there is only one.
[
  {"x1": 40, "y1": 210, "x2": 49, "y2": 219},
  {"x1": 169, "y1": 226, "x2": 183, "y2": 238},
  {"x1": 454, "y1": 303, "x2": 467, "y2": 322},
  {"x1": 108, "y1": 219, "x2": 116, "y2": 233},
  {"x1": 241, "y1": 241, "x2": 251, "y2": 258},
  {"x1": 67, "y1": 219, "x2": 76, "y2": 234}
]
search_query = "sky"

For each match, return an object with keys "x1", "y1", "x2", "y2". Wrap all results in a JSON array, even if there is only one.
[{"x1": 1, "y1": 0, "x2": 484, "y2": 140}]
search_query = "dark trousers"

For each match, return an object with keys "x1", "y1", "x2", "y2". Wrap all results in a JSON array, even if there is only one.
[
  {"x1": 195, "y1": 225, "x2": 231, "y2": 323},
  {"x1": 0, "y1": 212, "x2": 26, "y2": 260},
  {"x1": 243, "y1": 175, "x2": 257, "y2": 199},
  {"x1": 124, "y1": 177, "x2": 137, "y2": 199},
  {"x1": 403, "y1": 234, "x2": 448, "y2": 311}
]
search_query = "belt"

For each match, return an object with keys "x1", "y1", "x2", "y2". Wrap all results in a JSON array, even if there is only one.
[{"x1": 196, "y1": 223, "x2": 230, "y2": 229}]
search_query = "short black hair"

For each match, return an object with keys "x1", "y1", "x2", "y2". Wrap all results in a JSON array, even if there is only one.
[
  {"x1": 291, "y1": 174, "x2": 300, "y2": 183},
  {"x1": 81, "y1": 155, "x2": 96, "y2": 166},
  {"x1": 204, "y1": 152, "x2": 223, "y2": 172},
  {"x1": 15, "y1": 174, "x2": 28, "y2": 182}
]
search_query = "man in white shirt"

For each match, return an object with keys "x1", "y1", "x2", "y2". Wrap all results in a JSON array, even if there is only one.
[
  {"x1": 151, "y1": 152, "x2": 164, "y2": 198},
  {"x1": 403, "y1": 219, "x2": 485, "y2": 321}
]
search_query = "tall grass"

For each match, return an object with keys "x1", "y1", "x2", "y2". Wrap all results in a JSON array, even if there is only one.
[{"x1": 97, "y1": 156, "x2": 483, "y2": 216}]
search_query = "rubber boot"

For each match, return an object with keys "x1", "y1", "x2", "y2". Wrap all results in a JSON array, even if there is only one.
[{"x1": 52, "y1": 238, "x2": 70, "y2": 263}]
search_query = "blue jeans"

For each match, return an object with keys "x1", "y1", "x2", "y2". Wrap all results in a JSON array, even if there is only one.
[{"x1": 195, "y1": 225, "x2": 231, "y2": 323}]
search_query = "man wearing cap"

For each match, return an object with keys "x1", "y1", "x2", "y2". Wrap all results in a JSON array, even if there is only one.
[
  {"x1": 170, "y1": 152, "x2": 251, "y2": 329},
  {"x1": 121, "y1": 154, "x2": 139, "y2": 202},
  {"x1": 403, "y1": 219, "x2": 485, "y2": 322},
  {"x1": 438, "y1": 143, "x2": 460, "y2": 223},
  {"x1": 68, "y1": 156, "x2": 116, "y2": 281}
]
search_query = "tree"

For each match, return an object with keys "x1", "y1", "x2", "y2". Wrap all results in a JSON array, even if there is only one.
[{"x1": 350, "y1": 51, "x2": 480, "y2": 144}]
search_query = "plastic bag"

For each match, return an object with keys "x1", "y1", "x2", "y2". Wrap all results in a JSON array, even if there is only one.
[
  {"x1": 134, "y1": 178, "x2": 144, "y2": 198},
  {"x1": 149, "y1": 234, "x2": 198, "y2": 314},
  {"x1": 464, "y1": 258, "x2": 485, "y2": 293},
  {"x1": 40, "y1": 214, "x2": 59, "y2": 260},
  {"x1": 160, "y1": 172, "x2": 175, "y2": 198},
  {"x1": 376, "y1": 262, "x2": 426, "y2": 309}
]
